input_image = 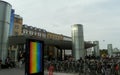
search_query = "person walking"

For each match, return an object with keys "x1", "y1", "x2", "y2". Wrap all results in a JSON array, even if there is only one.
[
  {"x1": 48, "y1": 63, "x2": 54, "y2": 75},
  {"x1": 5, "y1": 57, "x2": 11, "y2": 68},
  {"x1": 115, "y1": 63, "x2": 119, "y2": 75}
]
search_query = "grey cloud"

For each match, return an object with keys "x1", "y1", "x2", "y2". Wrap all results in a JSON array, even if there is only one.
[{"x1": 3, "y1": 0, "x2": 120, "y2": 49}]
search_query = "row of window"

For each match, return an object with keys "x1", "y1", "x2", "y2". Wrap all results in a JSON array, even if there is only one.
[
  {"x1": 47, "y1": 34, "x2": 63, "y2": 40},
  {"x1": 22, "y1": 25, "x2": 63, "y2": 40},
  {"x1": 22, "y1": 29, "x2": 46, "y2": 38},
  {"x1": 23, "y1": 25, "x2": 46, "y2": 32},
  {"x1": 22, "y1": 29, "x2": 63, "y2": 40},
  {"x1": 21, "y1": 25, "x2": 73, "y2": 41}
]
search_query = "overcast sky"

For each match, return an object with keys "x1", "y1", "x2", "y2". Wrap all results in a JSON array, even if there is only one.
[{"x1": 3, "y1": 0, "x2": 120, "y2": 49}]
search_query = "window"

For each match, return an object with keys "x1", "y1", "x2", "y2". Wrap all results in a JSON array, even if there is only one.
[
  {"x1": 25, "y1": 30, "x2": 28, "y2": 34},
  {"x1": 31, "y1": 31, "x2": 33, "y2": 35},
  {"x1": 14, "y1": 32, "x2": 18, "y2": 35},
  {"x1": 15, "y1": 25, "x2": 19, "y2": 29},
  {"x1": 23, "y1": 29, "x2": 26, "y2": 34},
  {"x1": 15, "y1": 18, "x2": 19, "y2": 23},
  {"x1": 28, "y1": 30, "x2": 31, "y2": 35},
  {"x1": 34, "y1": 31, "x2": 36, "y2": 36}
]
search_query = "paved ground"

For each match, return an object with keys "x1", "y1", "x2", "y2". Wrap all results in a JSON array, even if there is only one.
[
  {"x1": 44, "y1": 71, "x2": 79, "y2": 75},
  {"x1": 0, "y1": 68, "x2": 24, "y2": 75},
  {"x1": 0, "y1": 68, "x2": 80, "y2": 75},
  {"x1": 1, "y1": 68, "x2": 115, "y2": 75}
]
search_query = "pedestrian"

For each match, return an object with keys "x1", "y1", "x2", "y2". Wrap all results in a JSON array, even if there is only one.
[
  {"x1": 115, "y1": 63, "x2": 119, "y2": 75},
  {"x1": 48, "y1": 63, "x2": 54, "y2": 75},
  {"x1": 19, "y1": 59, "x2": 22, "y2": 68},
  {"x1": 5, "y1": 57, "x2": 11, "y2": 68}
]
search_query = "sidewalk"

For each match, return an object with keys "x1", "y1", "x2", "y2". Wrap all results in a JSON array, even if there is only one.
[
  {"x1": 44, "y1": 71, "x2": 79, "y2": 75},
  {"x1": 0, "y1": 68, "x2": 24, "y2": 75},
  {"x1": 0, "y1": 68, "x2": 82, "y2": 75},
  {"x1": 0, "y1": 68, "x2": 79, "y2": 75}
]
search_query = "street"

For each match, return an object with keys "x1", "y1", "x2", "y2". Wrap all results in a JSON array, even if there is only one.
[{"x1": 0, "y1": 68, "x2": 79, "y2": 75}]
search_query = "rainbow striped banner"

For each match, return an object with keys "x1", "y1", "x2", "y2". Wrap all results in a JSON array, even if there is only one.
[{"x1": 29, "y1": 41, "x2": 42, "y2": 74}]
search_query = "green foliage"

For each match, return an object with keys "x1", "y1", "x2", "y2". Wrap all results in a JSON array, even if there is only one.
[{"x1": 99, "y1": 49, "x2": 108, "y2": 56}]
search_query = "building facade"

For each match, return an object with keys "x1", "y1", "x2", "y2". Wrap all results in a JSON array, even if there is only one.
[
  {"x1": 47, "y1": 32, "x2": 63, "y2": 40},
  {"x1": 22, "y1": 24, "x2": 47, "y2": 38},
  {"x1": 9, "y1": 23, "x2": 65, "y2": 61},
  {"x1": 12, "y1": 14, "x2": 23, "y2": 36},
  {"x1": 8, "y1": 14, "x2": 23, "y2": 61}
]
